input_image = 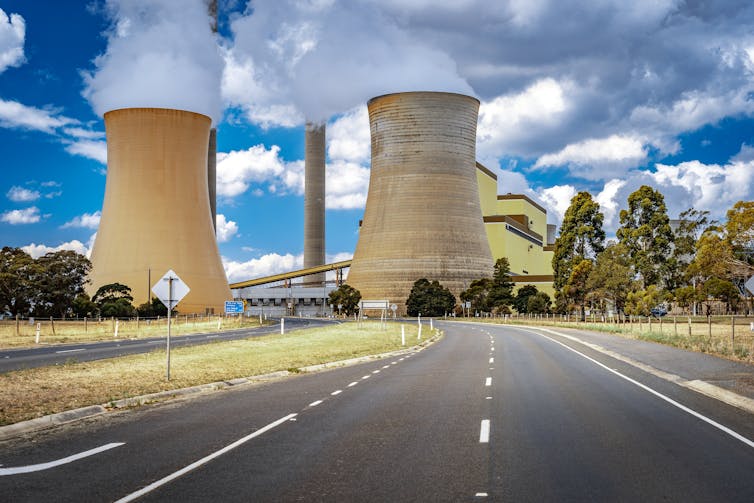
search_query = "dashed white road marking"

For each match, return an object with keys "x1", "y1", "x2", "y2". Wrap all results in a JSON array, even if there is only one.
[
  {"x1": 55, "y1": 348, "x2": 85, "y2": 354},
  {"x1": 491, "y1": 347, "x2": 495, "y2": 351},
  {"x1": 362, "y1": 375, "x2": 370, "y2": 380},
  {"x1": 331, "y1": 390, "x2": 342, "y2": 396},
  {"x1": 475, "y1": 492, "x2": 488, "y2": 497},
  {"x1": 115, "y1": 414, "x2": 296, "y2": 503},
  {"x1": 382, "y1": 365, "x2": 390, "y2": 369},
  {"x1": 489, "y1": 357, "x2": 494, "y2": 363},
  {"x1": 479, "y1": 420, "x2": 490, "y2": 443},
  {"x1": 0, "y1": 443, "x2": 124, "y2": 476},
  {"x1": 486, "y1": 396, "x2": 492, "y2": 400},
  {"x1": 485, "y1": 377, "x2": 492, "y2": 386},
  {"x1": 308, "y1": 400, "x2": 323, "y2": 407},
  {"x1": 372, "y1": 370, "x2": 380, "y2": 374},
  {"x1": 348, "y1": 381, "x2": 358, "y2": 387}
]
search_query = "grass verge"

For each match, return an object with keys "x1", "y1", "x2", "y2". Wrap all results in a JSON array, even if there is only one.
[{"x1": 0, "y1": 321, "x2": 432, "y2": 426}]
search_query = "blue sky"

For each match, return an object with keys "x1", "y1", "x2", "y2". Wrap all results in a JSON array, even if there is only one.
[{"x1": 1, "y1": 1, "x2": 753, "y2": 283}]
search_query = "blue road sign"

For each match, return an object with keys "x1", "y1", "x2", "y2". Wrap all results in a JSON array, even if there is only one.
[{"x1": 225, "y1": 300, "x2": 244, "y2": 314}]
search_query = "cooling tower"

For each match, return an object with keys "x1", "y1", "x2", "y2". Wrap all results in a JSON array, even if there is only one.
[
  {"x1": 304, "y1": 121, "x2": 326, "y2": 285},
  {"x1": 89, "y1": 108, "x2": 232, "y2": 313},
  {"x1": 347, "y1": 92, "x2": 494, "y2": 311}
]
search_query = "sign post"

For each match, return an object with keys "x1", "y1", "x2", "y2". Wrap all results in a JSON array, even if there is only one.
[{"x1": 152, "y1": 270, "x2": 190, "y2": 381}]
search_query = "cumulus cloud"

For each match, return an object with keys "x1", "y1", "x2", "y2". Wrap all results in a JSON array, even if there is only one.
[
  {"x1": 0, "y1": 8, "x2": 24, "y2": 73},
  {"x1": 215, "y1": 213, "x2": 239, "y2": 243},
  {"x1": 83, "y1": 0, "x2": 223, "y2": 123},
  {"x1": 223, "y1": 252, "x2": 303, "y2": 283},
  {"x1": 1, "y1": 206, "x2": 41, "y2": 225},
  {"x1": 216, "y1": 144, "x2": 300, "y2": 198},
  {"x1": 6, "y1": 186, "x2": 40, "y2": 202},
  {"x1": 327, "y1": 106, "x2": 370, "y2": 165},
  {"x1": 534, "y1": 135, "x2": 648, "y2": 180},
  {"x1": 22, "y1": 239, "x2": 90, "y2": 259},
  {"x1": 325, "y1": 160, "x2": 370, "y2": 210},
  {"x1": 61, "y1": 211, "x2": 101, "y2": 229}
]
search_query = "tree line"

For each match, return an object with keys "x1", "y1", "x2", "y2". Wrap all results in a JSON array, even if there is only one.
[{"x1": 553, "y1": 186, "x2": 752, "y2": 318}]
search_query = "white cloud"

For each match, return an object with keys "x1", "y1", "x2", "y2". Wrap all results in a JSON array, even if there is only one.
[
  {"x1": 1, "y1": 206, "x2": 41, "y2": 225},
  {"x1": 534, "y1": 135, "x2": 648, "y2": 180},
  {"x1": 22, "y1": 239, "x2": 89, "y2": 259},
  {"x1": 0, "y1": 8, "x2": 24, "y2": 73},
  {"x1": 216, "y1": 144, "x2": 299, "y2": 198},
  {"x1": 326, "y1": 160, "x2": 369, "y2": 209},
  {"x1": 62, "y1": 127, "x2": 105, "y2": 140},
  {"x1": 477, "y1": 78, "x2": 572, "y2": 160},
  {"x1": 594, "y1": 179, "x2": 626, "y2": 227},
  {"x1": 6, "y1": 186, "x2": 40, "y2": 202},
  {"x1": 536, "y1": 185, "x2": 577, "y2": 225},
  {"x1": 215, "y1": 213, "x2": 239, "y2": 243},
  {"x1": 328, "y1": 106, "x2": 370, "y2": 164},
  {"x1": 223, "y1": 253, "x2": 303, "y2": 283},
  {"x1": 64, "y1": 139, "x2": 107, "y2": 164},
  {"x1": 61, "y1": 211, "x2": 101, "y2": 229},
  {"x1": 0, "y1": 99, "x2": 76, "y2": 133}
]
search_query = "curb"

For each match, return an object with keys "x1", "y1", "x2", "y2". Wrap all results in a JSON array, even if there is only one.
[{"x1": 0, "y1": 333, "x2": 441, "y2": 441}]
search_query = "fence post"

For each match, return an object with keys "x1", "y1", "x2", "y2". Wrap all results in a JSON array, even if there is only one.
[
  {"x1": 731, "y1": 315, "x2": 735, "y2": 345},
  {"x1": 708, "y1": 315, "x2": 712, "y2": 342},
  {"x1": 673, "y1": 316, "x2": 677, "y2": 337},
  {"x1": 50, "y1": 316, "x2": 56, "y2": 335},
  {"x1": 15, "y1": 314, "x2": 19, "y2": 336},
  {"x1": 688, "y1": 316, "x2": 692, "y2": 337}
]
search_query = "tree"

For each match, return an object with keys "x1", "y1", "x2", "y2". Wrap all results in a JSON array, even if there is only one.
[
  {"x1": 552, "y1": 192, "x2": 605, "y2": 294},
  {"x1": 137, "y1": 297, "x2": 168, "y2": 317},
  {"x1": 513, "y1": 285, "x2": 539, "y2": 314},
  {"x1": 565, "y1": 259, "x2": 593, "y2": 320},
  {"x1": 32, "y1": 251, "x2": 91, "y2": 318},
  {"x1": 0, "y1": 247, "x2": 38, "y2": 316},
  {"x1": 673, "y1": 285, "x2": 702, "y2": 315},
  {"x1": 725, "y1": 200, "x2": 754, "y2": 264},
  {"x1": 527, "y1": 292, "x2": 551, "y2": 314},
  {"x1": 617, "y1": 185, "x2": 674, "y2": 288},
  {"x1": 460, "y1": 278, "x2": 492, "y2": 314},
  {"x1": 92, "y1": 282, "x2": 135, "y2": 317},
  {"x1": 487, "y1": 258, "x2": 515, "y2": 313},
  {"x1": 586, "y1": 242, "x2": 634, "y2": 314},
  {"x1": 703, "y1": 278, "x2": 740, "y2": 315},
  {"x1": 669, "y1": 208, "x2": 714, "y2": 289},
  {"x1": 406, "y1": 278, "x2": 456, "y2": 317},
  {"x1": 72, "y1": 293, "x2": 98, "y2": 318},
  {"x1": 625, "y1": 285, "x2": 663, "y2": 317},
  {"x1": 328, "y1": 284, "x2": 361, "y2": 316}
]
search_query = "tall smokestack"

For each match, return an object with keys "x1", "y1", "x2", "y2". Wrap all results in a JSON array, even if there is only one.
[
  {"x1": 207, "y1": 0, "x2": 218, "y2": 232},
  {"x1": 347, "y1": 92, "x2": 494, "y2": 311},
  {"x1": 89, "y1": 108, "x2": 232, "y2": 313},
  {"x1": 304, "y1": 121, "x2": 326, "y2": 285}
]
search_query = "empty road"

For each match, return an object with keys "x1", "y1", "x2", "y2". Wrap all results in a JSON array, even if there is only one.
[{"x1": 1, "y1": 321, "x2": 752, "y2": 501}]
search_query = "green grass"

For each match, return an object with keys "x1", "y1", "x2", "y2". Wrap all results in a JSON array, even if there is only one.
[{"x1": 0, "y1": 321, "x2": 436, "y2": 426}]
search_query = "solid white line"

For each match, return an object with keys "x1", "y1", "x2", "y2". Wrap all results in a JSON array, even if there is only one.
[
  {"x1": 523, "y1": 328, "x2": 754, "y2": 449},
  {"x1": 348, "y1": 381, "x2": 358, "y2": 387},
  {"x1": 489, "y1": 357, "x2": 494, "y2": 363},
  {"x1": 331, "y1": 390, "x2": 342, "y2": 396},
  {"x1": 0, "y1": 443, "x2": 124, "y2": 476},
  {"x1": 308, "y1": 400, "x2": 323, "y2": 407},
  {"x1": 115, "y1": 414, "x2": 297, "y2": 502},
  {"x1": 485, "y1": 377, "x2": 492, "y2": 386},
  {"x1": 479, "y1": 420, "x2": 490, "y2": 443},
  {"x1": 55, "y1": 348, "x2": 85, "y2": 354}
]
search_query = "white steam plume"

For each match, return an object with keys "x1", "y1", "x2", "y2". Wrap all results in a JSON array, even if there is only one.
[
  {"x1": 83, "y1": 0, "x2": 223, "y2": 124},
  {"x1": 226, "y1": 0, "x2": 472, "y2": 124}
]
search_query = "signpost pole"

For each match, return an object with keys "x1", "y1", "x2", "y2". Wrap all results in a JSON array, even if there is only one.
[{"x1": 166, "y1": 276, "x2": 173, "y2": 381}]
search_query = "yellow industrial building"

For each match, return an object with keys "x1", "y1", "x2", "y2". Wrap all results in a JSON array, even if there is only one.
[{"x1": 476, "y1": 163, "x2": 556, "y2": 297}]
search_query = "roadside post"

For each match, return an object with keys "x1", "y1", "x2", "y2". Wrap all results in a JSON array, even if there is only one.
[
  {"x1": 401, "y1": 325, "x2": 405, "y2": 346},
  {"x1": 281, "y1": 317, "x2": 285, "y2": 335},
  {"x1": 152, "y1": 270, "x2": 190, "y2": 381},
  {"x1": 35, "y1": 323, "x2": 41, "y2": 344}
]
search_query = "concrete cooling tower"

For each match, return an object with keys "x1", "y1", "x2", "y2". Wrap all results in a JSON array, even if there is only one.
[
  {"x1": 347, "y1": 92, "x2": 494, "y2": 311},
  {"x1": 88, "y1": 108, "x2": 232, "y2": 313}
]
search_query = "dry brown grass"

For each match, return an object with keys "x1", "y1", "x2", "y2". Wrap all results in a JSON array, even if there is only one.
[
  {"x1": 0, "y1": 315, "x2": 267, "y2": 348},
  {"x1": 0, "y1": 321, "x2": 428, "y2": 426}
]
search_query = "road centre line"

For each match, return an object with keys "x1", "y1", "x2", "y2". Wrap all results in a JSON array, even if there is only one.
[
  {"x1": 0, "y1": 443, "x2": 124, "y2": 476},
  {"x1": 522, "y1": 328, "x2": 754, "y2": 449},
  {"x1": 362, "y1": 375, "x2": 370, "y2": 380},
  {"x1": 479, "y1": 420, "x2": 490, "y2": 443},
  {"x1": 115, "y1": 413, "x2": 297, "y2": 503},
  {"x1": 372, "y1": 370, "x2": 380, "y2": 374},
  {"x1": 382, "y1": 365, "x2": 390, "y2": 369},
  {"x1": 485, "y1": 377, "x2": 492, "y2": 386},
  {"x1": 308, "y1": 400, "x2": 323, "y2": 407},
  {"x1": 348, "y1": 381, "x2": 358, "y2": 387},
  {"x1": 331, "y1": 390, "x2": 342, "y2": 396},
  {"x1": 55, "y1": 348, "x2": 85, "y2": 354},
  {"x1": 489, "y1": 357, "x2": 494, "y2": 363}
]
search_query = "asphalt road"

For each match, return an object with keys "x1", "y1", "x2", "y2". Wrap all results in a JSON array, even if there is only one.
[
  {"x1": 0, "y1": 317, "x2": 333, "y2": 372},
  {"x1": 1, "y1": 321, "x2": 752, "y2": 501}
]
